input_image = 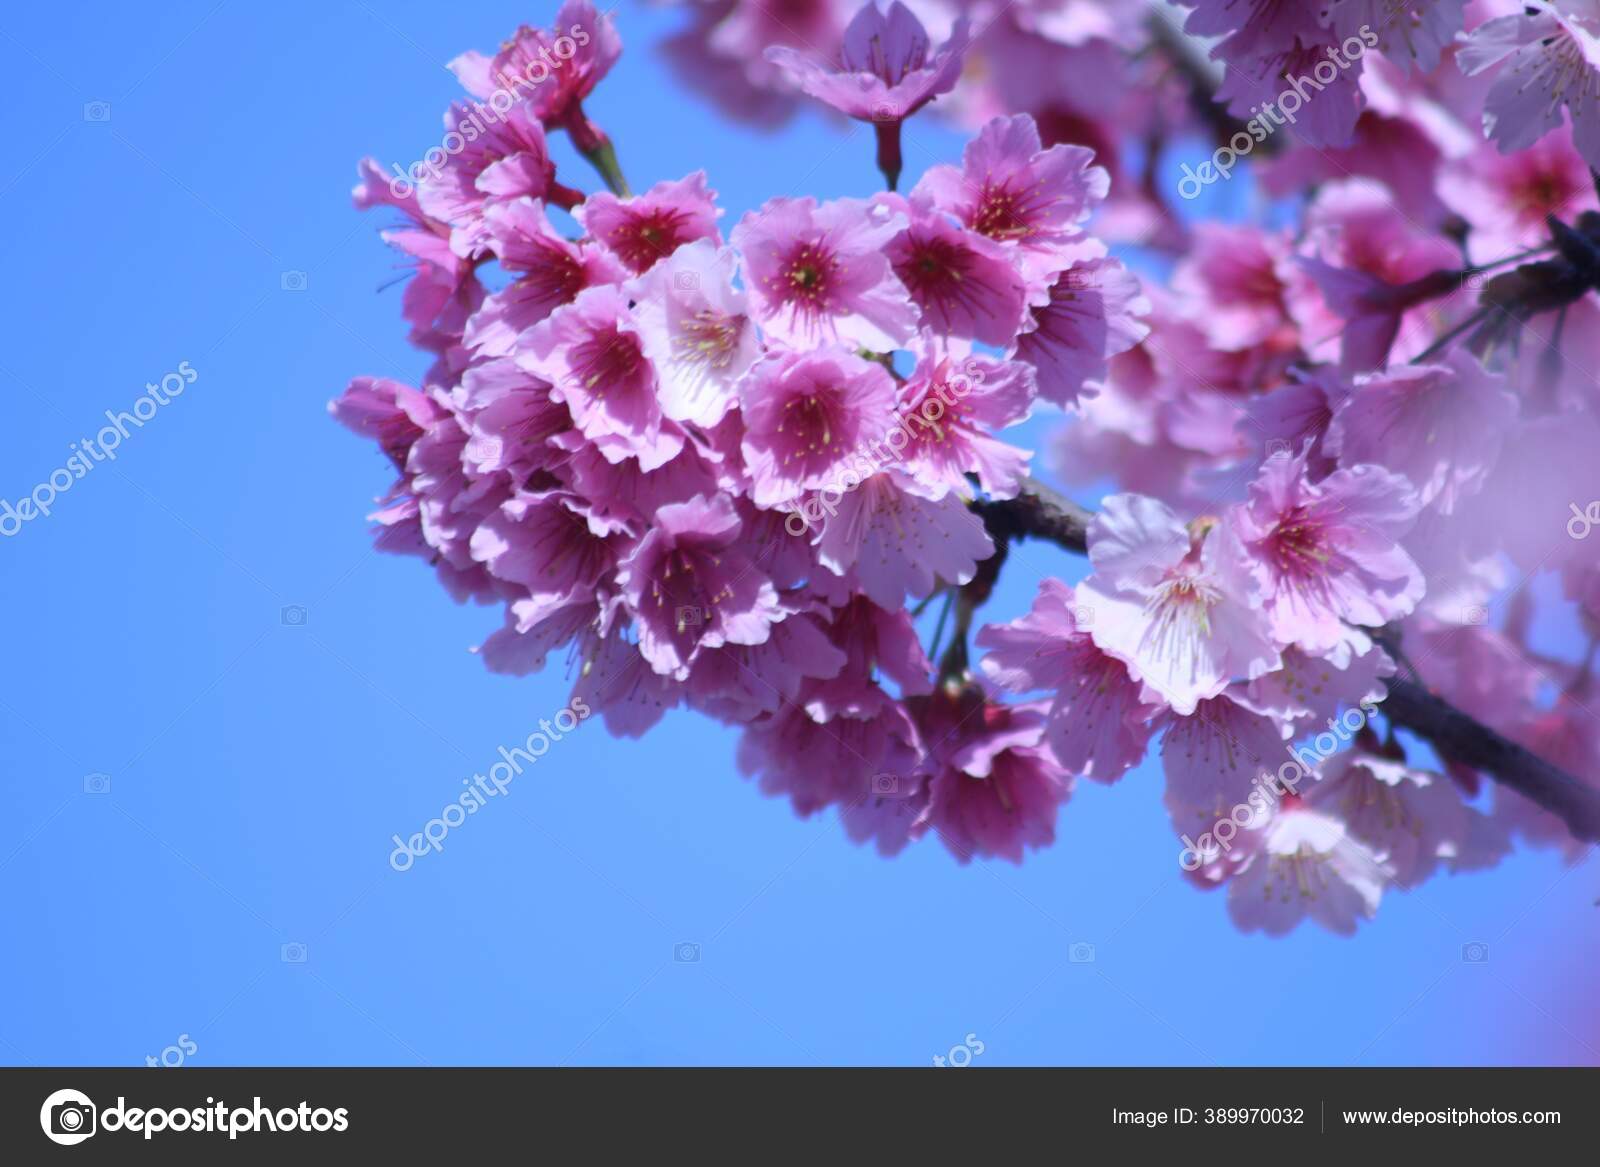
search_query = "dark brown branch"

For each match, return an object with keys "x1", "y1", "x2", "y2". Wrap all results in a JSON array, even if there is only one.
[
  {"x1": 972, "y1": 477, "x2": 1091, "y2": 555},
  {"x1": 1380, "y1": 680, "x2": 1600, "y2": 841},
  {"x1": 976, "y1": 481, "x2": 1600, "y2": 844}
]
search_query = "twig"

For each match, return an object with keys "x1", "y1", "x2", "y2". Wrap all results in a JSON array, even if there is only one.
[{"x1": 971, "y1": 478, "x2": 1092, "y2": 555}]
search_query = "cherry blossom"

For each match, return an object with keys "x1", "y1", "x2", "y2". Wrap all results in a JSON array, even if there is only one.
[
  {"x1": 977, "y1": 578, "x2": 1157, "y2": 783},
  {"x1": 1458, "y1": 1, "x2": 1600, "y2": 169},
  {"x1": 1325, "y1": 352, "x2": 1519, "y2": 515},
  {"x1": 910, "y1": 686, "x2": 1072, "y2": 864},
  {"x1": 765, "y1": 2, "x2": 967, "y2": 121},
  {"x1": 731, "y1": 195, "x2": 918, "y2": 350},
  {"x1": 1225, "y1": 796, "x2": 1393, "y2": 937},
  {"x1": 1229, "y1": 450, "x2": 1424, "y2": 664},
  {"x1": 1078, "y1": 495, "x2": 1280, "y2": 715}
]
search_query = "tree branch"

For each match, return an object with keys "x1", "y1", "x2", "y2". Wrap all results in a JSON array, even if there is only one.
[
  {"x1": 1380, "y1": 679, "x2": 1600, "y2": 841},
  {"x1": 975, "y1": 480, "x2": 1600, "y2": 844},
  {"x1": 972, "y1": 477, "x2": 1092, "y2": 555}
]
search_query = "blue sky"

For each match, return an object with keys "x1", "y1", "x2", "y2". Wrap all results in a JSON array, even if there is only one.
[{"x1": 0, "y1": 1, "x2": 1595, "y2": 1066}]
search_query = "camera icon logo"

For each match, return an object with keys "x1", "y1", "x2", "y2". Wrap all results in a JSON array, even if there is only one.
[
  {"x1": 40, "y1": 1088, "x2": 97, "y2": 1145},
  {"x1": 1461, "y1": 941, "x2": 1489, "y2": 963},
  {"x1": 1265, "y1": 438, "x2": 1292, "y2": 461},
  {"x1": 674, "y1": 942, "x2": 701, "y2": 963},
  {"x1": 83, "y1": 101, "x2": 111, "y2": 123},
  {"x1": 871, "y1": 102, "x2": 897, "y2": 123},
  {"x1": 465, "y1": 434, "x2": 504, "y2": 466},
  {"x1": 1462, "y1": 605, "x2": 1489, "y2": 627},
  {"x1": 672, "y1": 271, "x2": 700, "y2": 291},
  {"x1": 1072, "y1": 605, "x2": 1095, "y2": 628},
  {"x1": 83, "y1": 772, "x2": 111, "y2": 795},
  {"x1": 1069, "y1": 942, "x2": 1096, "y2": 964},
  {"x1": 280, "y1": 605, "x2": 308, "y2": 627},
  {"x1": 871, "y1": 773, "x2": 899, "y2": 796},
  {"x1": 280, "y1": 270, "x2": 308, "y2": 292},
  {"x1": 675, "y1": 605, "x2": 705, "y2": 629},
  {"x1": 281, "y1": 942, "x2": 308, "y2": 963}
]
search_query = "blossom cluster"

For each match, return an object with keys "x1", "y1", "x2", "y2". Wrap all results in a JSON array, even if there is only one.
[
  {"x1": 1027, "y1": 0, "x2": 1600, "y2": 933},
  {"x1": 334, "y1": 1, "x2": 1148, "y2": 867},
  {"x1": 337, "y1": 0, "x2": 1600, "y2": 937},
  {"x1": 659, "y1": 0, "x2": 1189, "y2": 244}
]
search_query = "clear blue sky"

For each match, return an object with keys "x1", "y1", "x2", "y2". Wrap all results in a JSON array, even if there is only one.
[{"x1": 1, "y1": 1, "x2": 1594, "y2": 1066}]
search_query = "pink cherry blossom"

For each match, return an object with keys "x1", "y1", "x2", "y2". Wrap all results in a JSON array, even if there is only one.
[
  {"x1": 1439, "y1": 127, "x2": 1600, "y2": 258},
  {"x1": 1324, "y1": 1, "x2": 1468, "y2": 74},
  {"x1": 1225, "y1": 796, "x2": 1393, "y2": 936},
  {"x1": 657, "y1": 0, "x2": 855, "y2": 128},
  {"x1": 616, "y1": 493, "x2": 783, "y2": 679},
  {"x1": 469, "y1": 198, "x2": 624, "y2": 356},
  {"x1": 1229, "y1": 451, "x2": 1425, "y2": 663},
  {"x1": 803, "y1": 595, "x2": 931, "y2": 721},
  {"x1": 470, "y1": 490, "x2": 627, "y2": 607},
  {"x1": 1458, "y1": 1, "x2": 1600, "y2": 169},
  {"x1": 1260, "y1": 104, "x2": 1456, "y2": 226},
  {"x1": 913, "y1": 114, "x2": 1109, "y2": 273},
  {"x1": 1411, "y1": 619, "x2": 1542, "y2": 731},
  {"x1": 731, "y1": 195, "x2": 918, "y2": 349},
  {"x1": 374, "y1": 224, "x2": 483, "y2": 356},
  {"x1": 626, "y1": 239, "x2": 761, "y2": 427},
  {"x1": 910, "y1": 688, "x2": 1072, "y2": 864},
  {"x1": 737, "y1": 347, "x2": 897, "y2": 508},
  {"x1": 402, "y1": 403, "x2": 509, "y2": 600},
  {"x1": 575, "y1": 171, "x2": 721, "y2": 275},
  {"x1": 686, "y1": 607, "x2": 849, "y2": 723},
  {"x1": 1012, "y1": 257, "x2": 1151, "y2": 408},
  {"x1": 1502, "y1": 696, "x2": 1600, "y2": 859},
  {"x1": 417, "y1": 102, "x2": 568, "y2": 258},
  {"x1": 764, "y1": 1, "x2": 969, "y2": 123},
  {"x1": 555, "y1": 437, "x2": 723, "y2": 531},
  {"x1": 813, "y1": 470, "x2": 995, "y2": 607},
  {"x1": 1468, "y1": 411, "x2": 1600, "y2": 572},
  {"x1": 331, "y1": 375, "x2": 437, "y2": 472},
  {"x1": 1288, "y1": 179, "x2": 1463, "y2": 369},
  {"x1": 1236, "y1": 645, "x2": 1393, "y2": 738},
  {"x1": 1160, "y1": 692, "x2": 1290, "y2": 836},
  {"x1": 1176, "y1": 0, "x2": 1324, "y2": 64},
  {"x1": 478, "y1": 601, "x2": 596, "y2": 678},
  {"x1": 883, "y1": 198, "x2": 1029, "y2": 346},
  {"x1": 570, "y1": 626, "x2": 682, "y2": 738},
  {"x1": 738, "y1": 683, "x2": 921, "y2": 823},
  {"x1": 897, "y1": 351, "x2": 1036, "y2": 500},
  {"x1": 353, "y1": 156, "x2": 424, "y2": 219},
  {"x1": 1169, "y1": 224, "x2": 1298, "y2": 353},
  {"x1": 1212, "y1": 34, "x2": 1366, "y2": 150},
  {"x1": 454, "y1": 358, "x2": 571, "y2": 480},
  {"x1": 519, "y1": 283, "x2": 685, "y2": 471},
  {"x1": 1326, "y1": 351, "x2": 1519, "y2": 514},
  {"x1": 977, "y1": 578, "x2": 1157, "y2": 782},
  {"x1": 1312, "y1": 750, "x2": 1476, "y2": 888},
  {"x1": 1241, "y1": 371, "x2": 1347, "y2": 479},
  {"x1": 1079, "y1": 494, "x2": 1280, "y2": 715},
  {"x1": 448, "y1": 0, "x2": 623, "y2": 128}
]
